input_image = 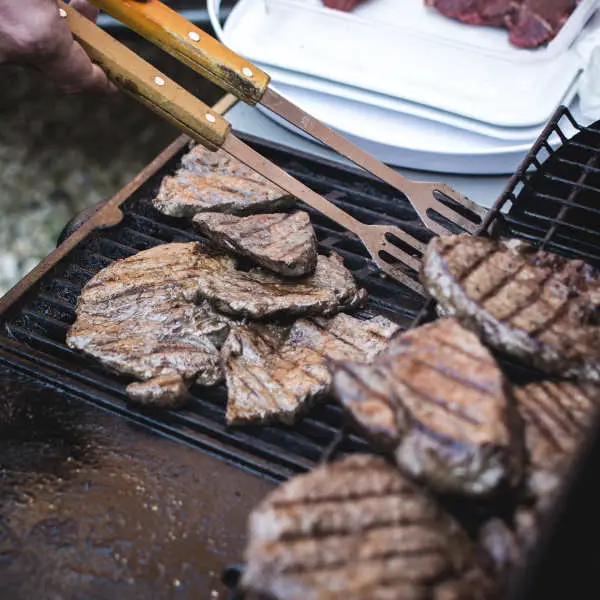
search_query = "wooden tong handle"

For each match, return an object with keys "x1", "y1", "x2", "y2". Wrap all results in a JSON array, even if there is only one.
[
  {"x1": 89, "y1": 0, "x2": 270, "y2": 105},
  {"x1": 59, "y1": 1, "x2": 231, "y2": 151}
]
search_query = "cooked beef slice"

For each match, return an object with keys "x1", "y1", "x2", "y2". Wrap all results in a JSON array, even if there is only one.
[
  {"x1": 196, "y1": 252, "x2": 367, "y2": 319},
  {"x1": 480, "y1": 380, "x2": 600, "y2": 582},
  {"x1": 333, "y1": 318, "x2": 524, "y2": 496},
  {"x1": 66, "y1": 242, "x2": 232, "y2": 406},
  {"x1": 515, "y1": 380, "x2": 600, "y2": 501},
  {"x1": 479, "y1": 507, "x2": 543, "y2": 585},
  {"x1": 241, "y1": 454, "x2": 497, "y2": 600},
  {"x1": 152, "y1": 146, "x2": 294, "y2": 218},
  {"x1": 426, "y1": 0, "x2": 579, "y2": 47},
  {"x1": 223, "y1": 313, "x2": 400, "y2": 425},
  {"x1": 193, "y1": 210, "x2": 318, "y2": 277},
  {"x1": 422, "y1": 235, "x2": 600, "y2": 383}
]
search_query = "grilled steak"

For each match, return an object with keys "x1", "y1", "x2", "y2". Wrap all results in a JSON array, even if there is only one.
[
  {"x1": 66, "y1": 242, "x2": 232, "y2": 407},
  {"x1": 515, "y1": 380, "x2": 600, "y2": 501},
  {"x1": 479, "y1": 507, "x2": 542, "y2": 585},
  {"x1": 241, "y1": 454, "x2": 497, "y2": 600},
  {"x1": 193, "y1": 210, "x2": 317, "y2": 277},
  {"x1": 422, "y1": 235, "x2": 600, "y2": 383},
  {"x1": 153, "y1": 145, "x2": 294, "y2": 218},
  {"x1": 480, "y1": 380, "x2": 600, "y2": 582},
  {"x1": 196, "y1": 252, "x2": 366, "y2": 319},
  {"x1": 223, "y1": 313, "x2": 399, "y2": 425},
  {"x1": 426, "y1": 0, "x2": 579, "y2": 48},
  {"x1": 333, "y1": 318, "x2": 524, "y2": 496}
]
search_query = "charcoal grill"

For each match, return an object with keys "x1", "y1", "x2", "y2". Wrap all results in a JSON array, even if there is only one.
[{"x1": 0, "y1": 102, "x2": 599, "y2": 599}]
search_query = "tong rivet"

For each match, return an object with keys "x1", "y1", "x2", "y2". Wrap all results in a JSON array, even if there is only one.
[
  {"x1": 59, "y1": 8, "x2": 67, "y2": 18},
  {"x1": 205, "y1": 113, "x2": 216, "y2": 123},
  {"x1": 154, "y1": 76, "x2": 166, "y2": 86},
  {"x1": 242, "y1": 67, "x2": 253, "y2": 78},
  {"x1": 188, "y1": 31, "x2": 201, "y2": 42}
]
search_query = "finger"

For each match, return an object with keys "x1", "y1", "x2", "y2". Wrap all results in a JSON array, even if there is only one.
[
  {"x1": 44, "y1": 36, "x2": 116, "y2": 94},
  {"x1": 68, "y1": 0, "x2": 101, "y2": 23}
]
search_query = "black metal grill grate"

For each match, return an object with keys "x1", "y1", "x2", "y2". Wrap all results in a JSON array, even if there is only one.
[
  {"x1": 1, "y1": 108, "x2": 599, "y2": 484},
  {"x1": 486, "y1": 107, "x2": 600, "y2": 268},
  {"x1": 0, "y1": 134, "x2": 426, "y2": 482}
]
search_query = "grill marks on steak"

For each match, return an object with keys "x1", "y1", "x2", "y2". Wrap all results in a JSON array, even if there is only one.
[
  {"x1": 241, "y1": 454, "x2": 496, "y2": 600},
  {"x1": 196, "y1": 252, "x2": 366, "y2": 319},
  {"x1": 223, "y1": 314, "x2": 400, "y2": 425},
  {"x1": 66, "y1": 242, "x2": 233, "y2": 406},
  {"x1": 333, "y1": 318, "x2": 524, "y2": 496},
  {"x1": 193, "y1": 210, "x2": 318, "y2": 277},
  {"x1": 422, "y1": 235, "x2": 600, "y2": 383},
  {"x1": 426, "y1": 0, "x2": 579, "y2": 48},
  {"x1": 480, "y1": 380, "x2": 600, "y2": 583},
  {"x1": 153, "y1": 145, "x2": 294, "y2": 218},
  {"x1": 515, "y1": 380, "x2": 600, "y2": 501}
]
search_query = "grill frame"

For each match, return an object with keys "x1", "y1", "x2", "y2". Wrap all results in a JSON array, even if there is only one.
[{"x1": 1, "y1": 100, "x2": 600, "y2": 596}]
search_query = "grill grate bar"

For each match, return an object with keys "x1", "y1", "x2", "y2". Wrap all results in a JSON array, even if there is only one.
[{"x1": 521, "y1": 192, "x2": 600, "y2": 215}]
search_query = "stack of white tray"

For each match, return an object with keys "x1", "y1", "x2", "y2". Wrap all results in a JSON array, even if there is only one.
[{"x1": 208, "y1": 0, "x2": 600, "y2": 174}]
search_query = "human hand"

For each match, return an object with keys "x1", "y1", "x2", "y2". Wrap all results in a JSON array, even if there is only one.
[{"x1": 0, "y1": 0, "x2": 115, "y2": 93}]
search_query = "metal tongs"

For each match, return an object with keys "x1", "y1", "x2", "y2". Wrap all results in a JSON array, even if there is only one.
[
  {"x1": 59, "y1": 1, "x2": 433, "y2": 292},
  {"x1": 87, "y1": 0, "x2": 485, "y2": 237}
]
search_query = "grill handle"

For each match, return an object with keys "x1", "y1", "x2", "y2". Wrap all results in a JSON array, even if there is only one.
[
  {"x1": 88, "y1": 0, "x2": 269, "y2": 104},
  {"x1": 58, "y1": 1, "x2": 231, "y2": 151}
]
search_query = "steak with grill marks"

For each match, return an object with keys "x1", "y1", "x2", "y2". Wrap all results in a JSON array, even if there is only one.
[
  {"x1": 480, "y1": 380, "x2": 600, "y2": 582},
  {"x1": 153, "y1": 145, "x2": 294, "y2": 218},
  {"x1": 196, "y1": 252, "x2": 366, "y2": 319},
  {"x1": 333, "y1": 318, "x2": 524, "y2": 496},
  {"x1": 422, "y1": 235, "x2": 600, "y2": 383},
  {"x1": 241, "y1": 454, "x2": 497, "y2": 600},
  {"x1": 223, "y1": 313, "x2": 400, "y2": 425},
  {"x1": 66, "y1": 242, "x2": 232, "y2": 407},
  {"x1": 515, "y1": 380, "x2": 600, "y2": 501},
  {"x1": 193, "y1": 210, "x2": 317, "y2": 277}
]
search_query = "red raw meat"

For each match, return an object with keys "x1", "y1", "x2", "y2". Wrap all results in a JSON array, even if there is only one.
[
  {"x1": 424, "y1": 0, "x2": 513, "y2": 26},
  {"x1": 426, "y1": 0, "x2": 580, "y2": 48},
  {"x1": 322, "y1": 0, "x2": 364, "y2": 10},
  {"x1": 508, "y1": 0, "x2": 579, "y2": 48}
]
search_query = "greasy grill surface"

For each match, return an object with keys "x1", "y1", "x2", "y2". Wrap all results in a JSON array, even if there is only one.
[
  {"x1": 1, "y1": 109, "x2": 599, "y2": 485},
  {"x1": 0, "y1": 136, "x2": 425, "y2": 482}
]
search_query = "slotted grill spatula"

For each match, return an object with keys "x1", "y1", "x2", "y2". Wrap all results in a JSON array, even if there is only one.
[
  {"x1": 59, "y1": 2, "x2": 427, "y2": 293},
  {"x1": 87, "y1": 0, "x2": 486, "y2": 236}
]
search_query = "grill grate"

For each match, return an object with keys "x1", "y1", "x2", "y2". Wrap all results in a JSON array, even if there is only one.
[
  {"x1": 1, "y1": 109, "x2": 599, "y2": 484},
  {"x1": 0, "y1": 135, "x2": 426, "y2": 482}
]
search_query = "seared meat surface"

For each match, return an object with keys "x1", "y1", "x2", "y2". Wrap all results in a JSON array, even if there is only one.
[
  {"x1": 241, "y1": 454, "x2": 496, "y2": 600},
  {"x1": 66, "y1": 242, "x2": 232, "y2": 407},
  {"x1": 196, "y1": 252, "x2": 366, "y2": 319},
  {"x1": 426, "y1": 0, "x2": 579, "y2": 47},
  {"x1": 223, "y1": 314, "x2": 399, "y2": 425},
  {"x1": 193, "y1": 210, "x2": 317, "y2": 277},
  {"x1": 479, "y1": 380, "x2": 600, "y2": 583},
  {"x1": 333, "y1": 318, "x2": 524, "y2": 496},
  {"x1": 422, "y1": 235, "x2": 600, "y2": 383},
  {"x1": 153, "y1": 145, "x2": 294, "y2": 218},
  {"x1": 515, "y1": 380, "x2": 600, "y2": 501}
]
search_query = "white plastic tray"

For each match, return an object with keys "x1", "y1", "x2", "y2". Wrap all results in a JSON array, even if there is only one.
[
  {"x1": 253, "y1": 77, "x2": 583, "y2": 174},
  {"x1": 220, "y1": 0, "x2": 596, "y2": 127}
]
